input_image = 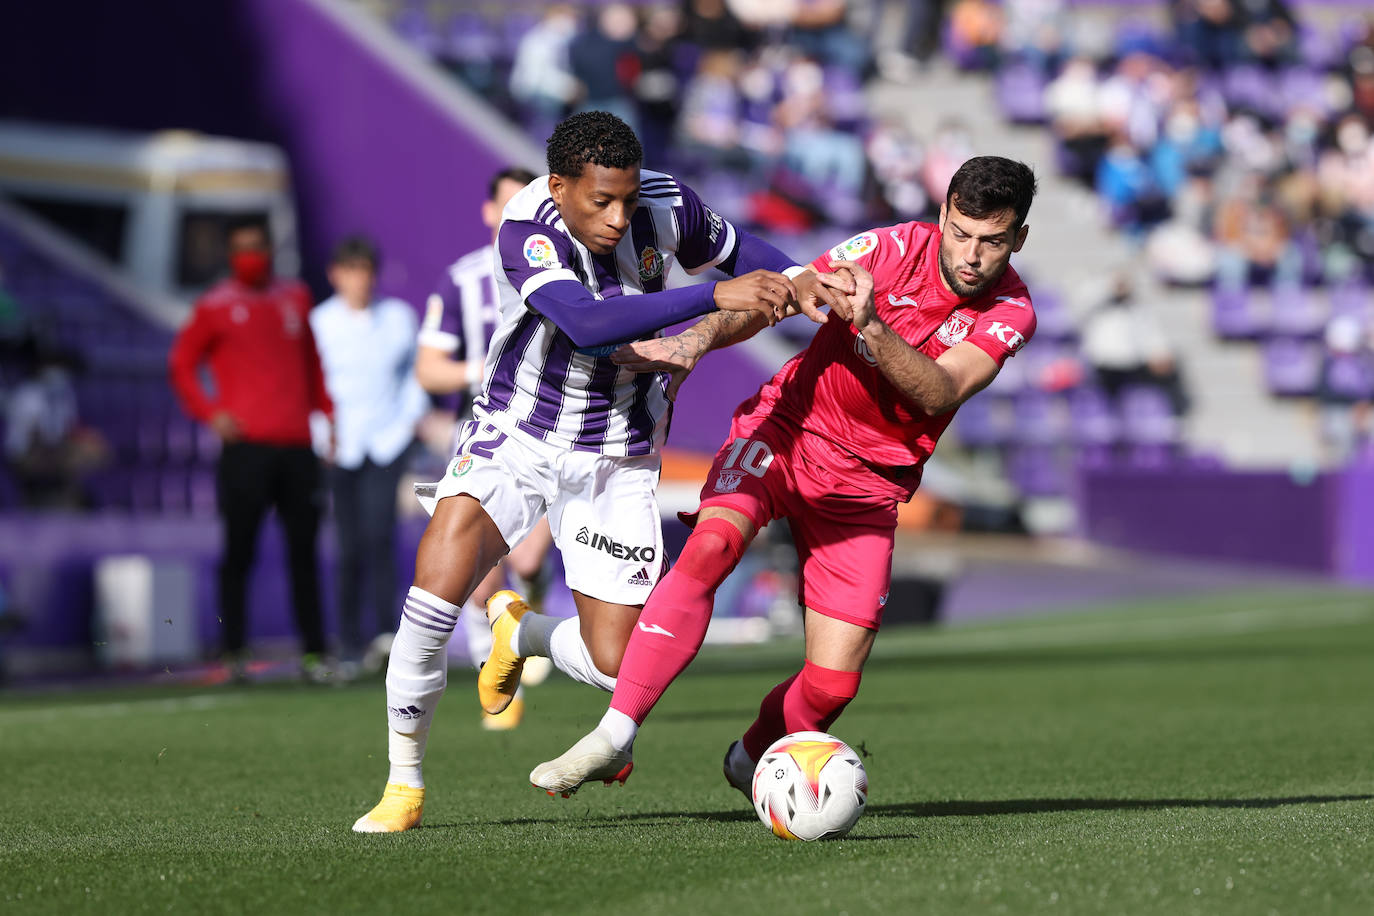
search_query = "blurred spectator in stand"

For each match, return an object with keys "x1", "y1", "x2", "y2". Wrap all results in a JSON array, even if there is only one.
[
  {"x1": 310, "y1": 236, "x2": 428, "y2": 677},
  {"x1": 677, "y1": 49, "x2": 748, "y2": 171},
  {"x1": 946, "y1": 0, "x2": 1004, "y2": 71},
  {"x1": 1097, "y1": 133, "x2": 1170, "y2": 233},
  {"x1": 1174, "y1": 0, "x2": 1245, "y2": 70},
  {"x1": 4, "y1": 344, "x2": 107, "y2": 509},
  {"x1": 413, "y1": 167, "x2": 554, "y2": 729},
  {"x1": 569, "y1": 3, "x2": 640, "y2": 127},
  {"x1": 866, "y1": 119, "x2": 929, "y2": 219},
  {"x1": 786, "y1": 0, "x2": 870, "y2": 77},
  {"x1": 510, "y1": 5, "x2": 580, "y2": 138},
  {"x1": 1150, "y1": 99, "x2": 1223, "y2": 199},
  {"x1": 1316, "y1": 315, "x2": 1374, "y2": 464},
  {"x1": 775, "y1": 55, "x2": 867, "y2": 221},
  {"x1": 1080, "y1": 273, "x2": 1190, "y2": 416},
  {"x1": 1045, "y1": 56, "x2": 1109, "y2": 185},
  {"x1": 631, "y1": 5, "x2": 686, "y2": 167},
  {"x1": 168, "y1": 216, "x2": 334, "y2": 683},
  {"x1": 682, "y1": 0, "x2": 757, "y2": 52},
  {"x1": 881, "y1": 0, "x2": 951, "y2": 75},
  {"x1": 1213, "y1": 173, "x2": 1301, "y2": 288},
  {"x1": 1001, "y1": 0, "x2": 1069, "y2": 75},
  {"x1": 1316, "y1": 114, "x2": 1374, "y2": 275},
  {"x1": 1348, "y1": 21, "x2": 1374, "y2": 122},
  {"x1": 1146, "y1": 170, "x2": 1220, "y2": 285},
  {"x1": 920, "y1": 118, "x2": 975, "y2": 206},
  {"x1": 1237, "y1": 0, "x2": 1297, "y2": 67}
]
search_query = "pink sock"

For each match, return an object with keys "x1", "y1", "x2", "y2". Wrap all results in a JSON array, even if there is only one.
[
  {"x1": 610, "y1": 517, "x2": 747, "y2": 724},
  {"x1": 741, "y1": 673, "x2": 799, "y2": 760},
  {"x1": 743, "y1": 661, "x2": 861, "y2": 758}
]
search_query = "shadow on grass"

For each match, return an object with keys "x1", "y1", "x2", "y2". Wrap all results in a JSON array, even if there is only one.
[
  {"x1": 866, "y1": 793, "x2": 1374, "y2": 818},
  {"x1": 477, "y1": 793, "x2": 1372, "y2": 832}
]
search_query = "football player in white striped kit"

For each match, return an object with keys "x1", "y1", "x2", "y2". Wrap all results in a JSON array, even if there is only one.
[
  {"x1": 413, "y1": 166, "x2": 557, "y2": 732},
  {"x1": 353, "y1": 112, "x2": 850, "y2": 832}
]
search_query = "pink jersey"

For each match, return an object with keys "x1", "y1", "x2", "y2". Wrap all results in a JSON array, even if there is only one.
[{"x1": 747, "y1": 221, "x2": 1036, "y2": 500}]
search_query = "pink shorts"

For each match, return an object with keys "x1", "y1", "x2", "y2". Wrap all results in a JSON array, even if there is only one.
[{"x1": 692, "y1": 410, "x2": 898, "y2": 630}]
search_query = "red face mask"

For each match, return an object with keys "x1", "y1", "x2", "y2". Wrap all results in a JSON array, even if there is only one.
[{"x1": 229, "y1": 250, "x2": 272, "y2": 287}]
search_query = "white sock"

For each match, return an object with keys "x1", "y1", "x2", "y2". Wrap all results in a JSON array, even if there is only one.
[
  {"x1": 388, "y1": 728, "x2": 427, "y2": 788},
  {"x1": 383, "y1": 587, "x2": 459, "y2": 779},
  {"x1": 548, "y1": 617, "x2": 616, "y2": 692},
  {"x1": 514, "y1": 610, "x2": 563, "y2": 658},
  {"x1": 461, "y1": 599, "x2": 493, "y2": 669},
  {"x1": 599, "y1": 708, "x2": 638, "y2": 752}
]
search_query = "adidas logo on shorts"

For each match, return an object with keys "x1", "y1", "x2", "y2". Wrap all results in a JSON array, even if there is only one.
[
  {"x1": 627, "y1": 566, "x2": 653, "y2": 587},
  {"x1": 388, "y1": 704, "x2": 426, "y2": 720}
]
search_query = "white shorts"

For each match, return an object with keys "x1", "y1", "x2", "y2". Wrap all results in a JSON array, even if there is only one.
[{"x1": 417, "y1": 416, "x2": 664, "y2": 606}]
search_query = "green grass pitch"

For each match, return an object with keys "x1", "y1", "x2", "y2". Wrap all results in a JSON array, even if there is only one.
[{"x1": 2, "y1": 587, "x2": 1371, "y2": 915}]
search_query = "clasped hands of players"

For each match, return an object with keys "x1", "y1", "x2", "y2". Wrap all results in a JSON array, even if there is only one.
[{"x1": 611, "y1": 264, "x2": 875, "y2": 396}]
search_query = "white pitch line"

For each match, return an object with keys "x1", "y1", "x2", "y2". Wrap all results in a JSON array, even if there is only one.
[
  {"x1": 0, "y1": 693, "x2": 245, "y2": 724},
  {"x1": 895, "y1": 601, "x2": 1374, "y2": 655}
]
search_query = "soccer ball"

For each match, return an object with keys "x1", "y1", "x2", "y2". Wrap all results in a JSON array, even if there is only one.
[{"x1": 752, "y1": 731, "x2": 867, "y2": 841}]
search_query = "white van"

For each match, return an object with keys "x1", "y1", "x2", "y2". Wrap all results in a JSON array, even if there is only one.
[{"x1": 0, "y1": 121, "x2": 299, "y2": 305}]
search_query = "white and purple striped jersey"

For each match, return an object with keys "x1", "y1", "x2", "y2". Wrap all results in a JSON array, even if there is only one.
[
  {"x1": 478, "y1": 170, "x2": 739, "y2": 457},
  {"x1": 418, "y1": 244, "x2": 502, "y2": 405}
]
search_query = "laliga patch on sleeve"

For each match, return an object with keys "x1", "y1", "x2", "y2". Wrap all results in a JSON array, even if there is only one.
[
  {"x1": 829, "y1": 231, "x2": 879, "y2": 262},
  {"x1": 524, "y1": 234, "x2": 560, "y2": 269}
]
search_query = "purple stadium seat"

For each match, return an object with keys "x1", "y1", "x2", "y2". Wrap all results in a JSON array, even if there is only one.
[
  {"x1": 189, "y1": 469, "x2": 217, "y2": 516},
  {"x1": 160, "y1": 469, "x2": 189, "y2": 515},
  {"x1": 392, "y1": 5, "x2": 440, "y2": 58},
  {"x1": 1007, "y1": 444, "x2": 1073, "y2": 497},
  {"x1": 989, "y1": 349, "x2": 1028, "y2": 393},
  {"x1": 953, "y1": 394, "x2": 1014, "y2": 448},
  {"x1": 1068, "y1": 386, "x2": 1121, "y2": 446},
  {"x1": 1269, "y1": 283, "x2": 1328, "y2": 338},
  {"x1": 1212, "y1": 285, "x2": 1268, "y2": 339},
  {"x1": 193, "y1": 423, "x2": 221, "y2": 465},
  {"x1": 1330, "y1": 278, "x2": 1371, "y2": 322},
  {"x1": 1013, "y1": 389, "x2": 1071, "y2": 446},
  {"x1": 1264, "y1": 336, "x2": 1324, "y2": 396},
  {"x1": 1298, "y1": 25, "x2": 1344, "y2": 70},
  {"x1": 1278, "y1": 67, "x2": 1328, "y2": 119},
  {"x1": 165, "y1": 417, "x2": 196, "y2": 465},
  {"x1": 1119, "y1": 385, "x2": 1178, "y2": 445},
  {"x1": 130, "y1": 469, "x2": 161, "y2": 513},
  {"x1": 1029, "y1": 287, "x2": 1076, "y2": 341},
  {"x1": 996, "y1": 61, "x2": 1048, "y2": 125},
  {"x1": 1323, "y1": 353, "x2": 1374, "y2": 401}
]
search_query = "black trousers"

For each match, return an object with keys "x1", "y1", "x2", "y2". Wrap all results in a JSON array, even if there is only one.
[
  {"x1": 216, "y1": 442, "x2": 325, "y2": 656},
  {"x1": 329, "y1": 453, "x2": 405, "y2": 657}
]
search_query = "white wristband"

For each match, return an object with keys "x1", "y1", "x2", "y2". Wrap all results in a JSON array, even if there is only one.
[{"x1": 782, "y1": 265, "x2": 808, "y2": 279}]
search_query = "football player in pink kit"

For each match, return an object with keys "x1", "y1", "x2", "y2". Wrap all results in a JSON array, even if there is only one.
[{"x1": 532, "y1": 156, "x2": 1038, "y2": 796}]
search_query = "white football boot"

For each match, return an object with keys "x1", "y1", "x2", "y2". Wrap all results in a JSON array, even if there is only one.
[{"x1": 530, "y1": 729, "x2": 633, "y2": 797}]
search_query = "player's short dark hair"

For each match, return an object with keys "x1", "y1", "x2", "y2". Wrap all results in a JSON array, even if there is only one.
[
  {"x1": 945, "y1": 157, "x2": 1038, "y2": 230},
  {"x1": 226, "y1": 213, "x2": 271, "y2": 244},
  {"x1": 546, "y1": 111, "x2": 643, "y2": 178},
  {"x1": 330, "y1": 234, "x2": 380, "y2": 270},
  {"x1": 488, "y1": 167, "x2": 537, "y2": 200}
]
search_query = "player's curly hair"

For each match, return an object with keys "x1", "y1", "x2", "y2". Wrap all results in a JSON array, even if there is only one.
[
  {"x1": 946, "y1": 157, "x2": 1038, "y2": 230},
  {"x1": 546, "y1": 111, "x2": 643, "y2": 178}
]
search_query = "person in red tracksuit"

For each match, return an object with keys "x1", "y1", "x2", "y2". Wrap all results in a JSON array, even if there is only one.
[{"x1": 169, "y1": 216, "x2": 335, "y2": 681}]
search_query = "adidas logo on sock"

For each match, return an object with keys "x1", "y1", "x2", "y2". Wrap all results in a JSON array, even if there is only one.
[
  {"x1": 387, "y1": 705, "x2": 427, "y2": 720},
  {"x1": 627, "y1": 566, "x2": 653, "y2": 586}
]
